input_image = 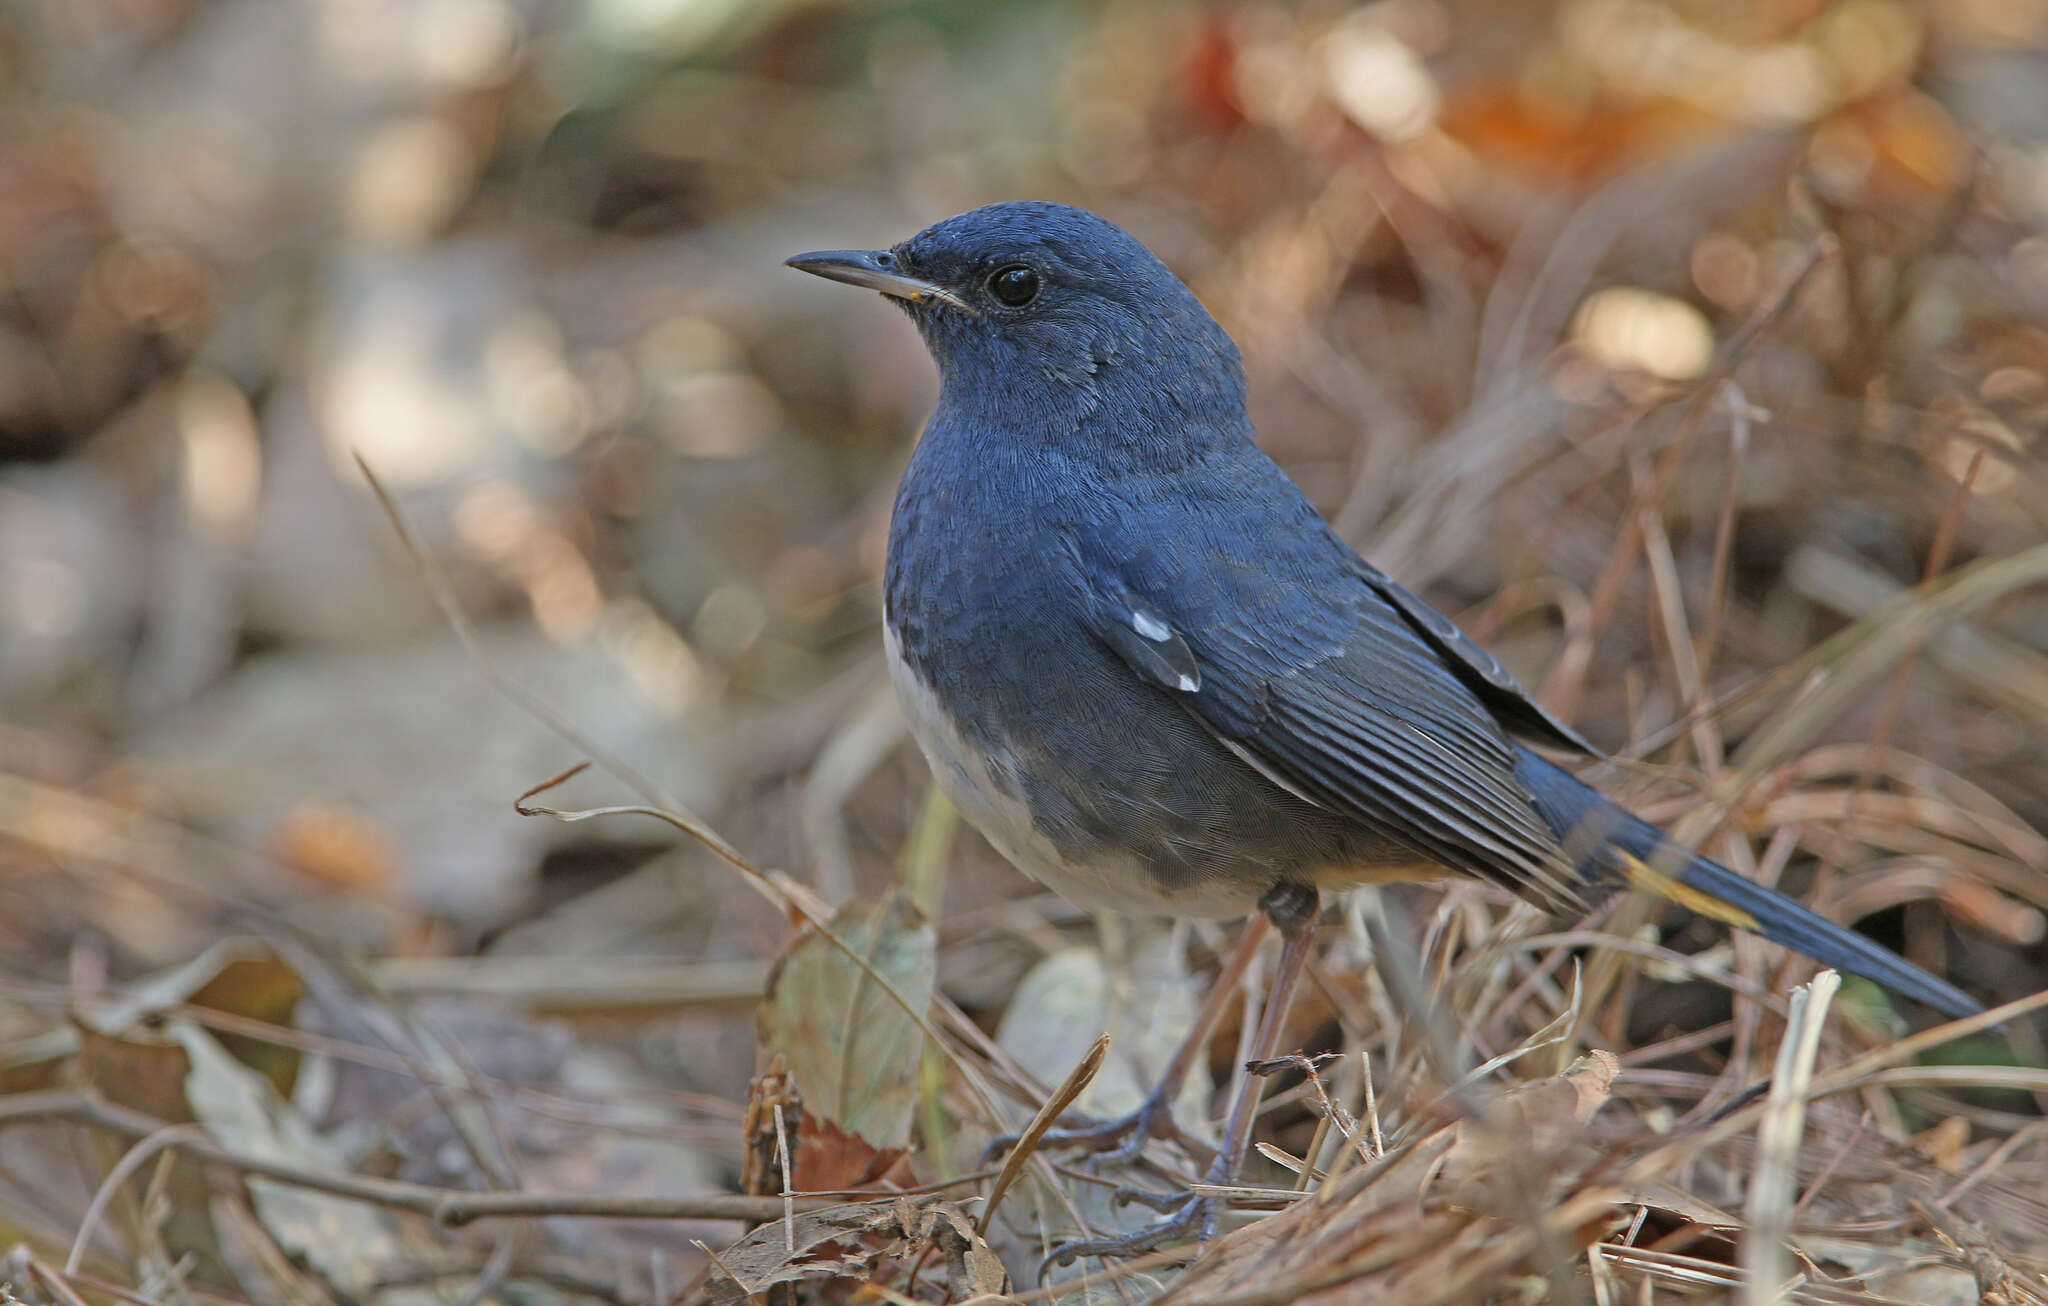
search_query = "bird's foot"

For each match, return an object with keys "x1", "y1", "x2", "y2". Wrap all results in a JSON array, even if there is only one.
[
  {"x1": 982, "y1": 1087, "x2": 1188, "y2": 1171},
  {"x1": 1039, "y1": 1144, "x2": 1256, "y2": 1273},
  {"x1": 1040, "y1": 1189, "x2": 1217, "y2": 1273}
]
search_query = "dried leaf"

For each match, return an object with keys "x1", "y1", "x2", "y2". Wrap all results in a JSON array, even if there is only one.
[
  {"x1": 173, "y1": 1020, "x2": 405, "y2": 1299},
  {"x1": 185, "y1": 948, "x2": 307, "y2": 1097},
  {"x1": 915, "y1": 1200, "x2": 1009, "y2": 1300},
  {"x1": 758, "y1": 892, "x2": 934, "y2": 1153},
  {"x1": 741, "y1": 1060, "x2": 911, "y2": 1194},
  {"x1": 78, "y1": 938, "x2": 306, "y2": 1097},
  {"x1": 739, "y1": 1058, "x2": 801, "y2": 1197},
  {"x1": 792, "y1": 1110, "x2": 911, "y2": 1191},
  {"x1": 705, "y1": 1196, "x2": 1003, "y2": 1304},
  {"x1": 1796, "y1": 1236, "x2": 1980, "y2": 1306},
  {"x1": 1434, "y1": 1049, "x2": 1620, "y2": 1202},
  {"x1": 995, "y1": 935, "x2": 1210, "y2": 1130},
  {"x1": 70, "y1": 1005, "x2": 213, "y2": 1273},
  {"x1": 74, "y1": 1018, "x2": 195, "y2": 1124}
]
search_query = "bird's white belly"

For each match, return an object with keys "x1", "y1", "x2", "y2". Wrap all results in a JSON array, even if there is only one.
[{"x1": 882, "y1": 617, "x2": 1245, "y2": 918}]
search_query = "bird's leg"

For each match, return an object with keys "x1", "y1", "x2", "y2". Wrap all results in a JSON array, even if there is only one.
[
  {"x1": 1197, "y1": 881, "x2": 1318, "y2": 1191},
  {"x1": 987, "y1": 914, "x2": 1270, "y2": 1168},
  {"x1": 1042, "y1": 882, "x2": 1321, "y2": 1270}
]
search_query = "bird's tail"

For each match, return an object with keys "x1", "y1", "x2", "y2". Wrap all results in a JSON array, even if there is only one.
[{"x1": 1513, "y1": 747, "x2": 1980, "y2": 1019}]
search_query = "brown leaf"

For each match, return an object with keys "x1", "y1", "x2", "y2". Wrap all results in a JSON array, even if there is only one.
[
  {"x1": 794, "y1": 1110, "x2": 912, "y2": 1191},
  {"x1": 914, "y1": 1200, "x2": 1010, "y2": 1300},
  {"x1": 78, "y1": 938, "x2": 306, "y2": 1098},
  {"x1": 74, "y1": 1018, "x2": 195, "y2": 1124},
  {"x1": 705, "y1": 1196, "x2": 1004, "y2": 1305},
  {"x1": 185, "y1": 948, "x2": 307, "y2": 1098},
  {"x1": 1433, "y1": 1049, "x2": 1619, "y2": 1204},
  {"x1": 741, "y1": 1058, "x2": 912, "y2": 1195}
]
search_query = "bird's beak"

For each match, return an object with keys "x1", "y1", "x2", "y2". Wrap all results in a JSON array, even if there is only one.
[{"x1": 784, "y1": 249, "x2": 973, "y2": 312}]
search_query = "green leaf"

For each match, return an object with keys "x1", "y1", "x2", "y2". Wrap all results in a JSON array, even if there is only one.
[{"x1": 759, "y1": 892, "x2": 935, "y2": 1150}]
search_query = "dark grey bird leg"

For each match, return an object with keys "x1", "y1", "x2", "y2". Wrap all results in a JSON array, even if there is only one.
[
  {"x1": 1043, "y1": 882, "x2": 1321, "y2": 1270},
  {"x1": 987, "y1": 913, "x2": 1271, "y2": 1168}
]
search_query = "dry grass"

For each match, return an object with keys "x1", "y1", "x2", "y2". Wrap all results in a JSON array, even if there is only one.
[{"x1": 3, "y1": 1, "x2": 2047, "y2": 1304}]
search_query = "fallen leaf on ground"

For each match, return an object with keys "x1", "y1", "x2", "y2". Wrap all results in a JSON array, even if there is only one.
[
  {"x1": 175, "y1": 1020, "x2": 406, "y2": 1300},
  {"x1": 742, "y1": 1055, "x2": 911, "y2": 1194},
  {"x1": 706, "y1": 1196, "x2": 1004, "y2": 1304},
  {"x1": 757, "y1": 892, "x2": 934, "y2": 1155}
]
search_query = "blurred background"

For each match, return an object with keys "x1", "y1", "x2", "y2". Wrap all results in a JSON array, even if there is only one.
[{"x1": 4, "y1": 0, "x2": 2048, "y2": 1298}]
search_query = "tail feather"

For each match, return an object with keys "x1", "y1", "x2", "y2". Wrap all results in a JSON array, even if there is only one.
[{"x1": 1514, "y1": 748, "x2": 1981, "y2": 1019}]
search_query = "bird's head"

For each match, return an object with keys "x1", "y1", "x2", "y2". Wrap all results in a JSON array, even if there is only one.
[{"x1": 787, "y1": 202, "x2": 1245, "y2": 439}]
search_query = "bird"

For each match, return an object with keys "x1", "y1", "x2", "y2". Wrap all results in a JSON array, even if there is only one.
[{"x1": 785, "y1": 201, "x2": 1980, "y2": 1260}]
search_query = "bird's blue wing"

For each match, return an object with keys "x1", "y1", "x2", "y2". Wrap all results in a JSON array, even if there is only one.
[
  {"x1": 1068, "y1": 523, "x2": 1585, "y2": 914},
  {"x1": 1354, "y1": 562, "x2": 1599, "y2": 757}
]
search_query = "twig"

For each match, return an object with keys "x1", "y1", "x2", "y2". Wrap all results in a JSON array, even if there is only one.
[
  {"x1": 65, "y1": 1123, "x2": 209, "y2": 1274},
  {"x1": 352, "y1": 456, "x2": 677, "y2": 813},
  {"x1": 1720, "y1": 234, "x2": 1835, "y2": 362},
  {"x1": 512, "y1": 766, "x2": 1007, "y2": 1125},
  {"x1": 1695, "y1": 381, "x2": 1761, "y2": 692},
  {"x1": 1361, "y1": 1050, "x2": 1383, "y2": 1158},
  {"x1": 27, "y1": 1256, "x2": 96, "y2": 1306},
  {"x1": 1790, "y1": 1110, "x2": 1869, "y2": 1222},
  {"x1": 407, "y1": 1007, "x2": 523, "y2": 1193},
  {"x1": 449, "y1": 1235, "x2": 516, "y2": 1306},
  {"x1": 771, "y1": 1101, "x2": 794, "y2": 1252},
  {"x1": 510, "y1": 767, "x2": 1109, "y2": 1247},
  {"x1": 1936, "y1": 1118, "x2": 2048, "y2": 1211},
  {"x1": 1858, "y1": 446, "x2": 1984, "y2": 796},
  {"x1": 1631, "y1": 440, "x2": 1720, "y2": 772},
  {"x1": 0, "y1": 1090, "x2": 800, "y2": 1227}
]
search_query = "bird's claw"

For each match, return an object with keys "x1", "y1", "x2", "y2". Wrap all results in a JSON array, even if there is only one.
[
  {"x1": 1039, "y1": 1192, "x2": 1216, "y2": 1273},
  {"x1": 1109, "y1": 1183, "x2": 1193, "y2": 1213}
]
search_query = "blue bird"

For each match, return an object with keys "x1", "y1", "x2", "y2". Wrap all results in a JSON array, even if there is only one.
[{"x1": 787, "y1": 202, "x2": 1979, "y2": 1258}]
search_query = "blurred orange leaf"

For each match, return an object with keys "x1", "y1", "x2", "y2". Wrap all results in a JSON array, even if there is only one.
[
  {"x1": 274, "y1": 800, "x2": 397, "y2": 895},
  {"x1": 1440, "y1": 86, "x2": 1725, "y2": 184}
]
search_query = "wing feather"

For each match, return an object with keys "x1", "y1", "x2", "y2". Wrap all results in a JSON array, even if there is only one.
[
  {"x1": 1075, "y1": 547, "x2": 1586, "y2": 913},
  {"x1": 1359, "y1": 563, "x2": 1599, "y2": 756},
  {"x1": 1249, "y1": 665, "x2": 1584, "y2": 912}
]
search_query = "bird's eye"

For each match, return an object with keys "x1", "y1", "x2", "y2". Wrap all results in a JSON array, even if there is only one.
[{"x1": 987, "y1": 264, "x2": 1039, "y2": 307}]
